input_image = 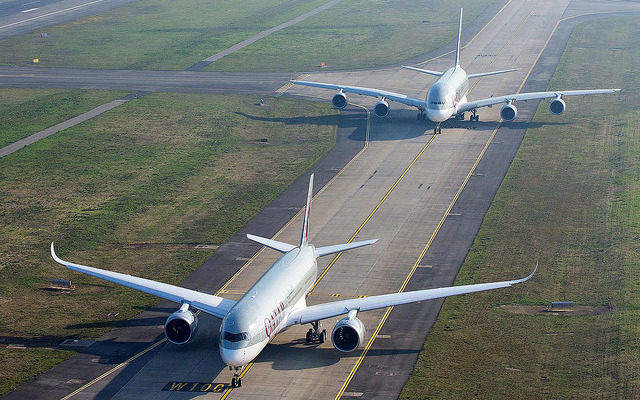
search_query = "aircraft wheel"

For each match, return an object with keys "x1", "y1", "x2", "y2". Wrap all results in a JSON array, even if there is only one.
[
  {"x1": 237, "y1": 378, "x2": 242, "y2": 387},
  {"x1": 231, "y1": 377, "x2": 237, "y2": 388},
  {"x1": 320, "y1": 329, "x2": 327, "y2": 343},
  {"x1": 305, "y1": 328, "x2": 313, "y2": 343}
]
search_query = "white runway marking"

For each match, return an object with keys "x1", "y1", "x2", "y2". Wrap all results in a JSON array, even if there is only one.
[{"x1": 1, "y1": 0, "x2": 106, "y2": 30}]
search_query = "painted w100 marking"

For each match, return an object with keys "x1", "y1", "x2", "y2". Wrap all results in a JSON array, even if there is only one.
[
  {"x1": 264, "y1": 301, "x2": 285, "y2": 337},
  {"x1": 162, "y1": 381, "x2": 228, "y2": 392}
]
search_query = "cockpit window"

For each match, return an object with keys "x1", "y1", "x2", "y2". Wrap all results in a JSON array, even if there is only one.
[{"x1": 223, "y1": 331, "x2": 250, "y2": 342}]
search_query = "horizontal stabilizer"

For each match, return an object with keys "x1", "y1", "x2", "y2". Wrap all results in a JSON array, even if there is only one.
[
  {"x1": 315, "y1": 239, "x2": 378, "y2": 258},
  {"x1": 402, "y1": 65, "x2": 443, "y2": 77},
  {"x1": 247, "y1": 234, "x2": 296, "y2": 253},
  {"x1": 467, "y1": 68, "x2": 518, "y2": 79}
]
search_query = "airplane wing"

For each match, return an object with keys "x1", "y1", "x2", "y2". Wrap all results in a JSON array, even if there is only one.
[
  {"x1": 457, "y1": 89, "x2": 620, "y2": 114},
  {"x1": 51, "y1": 243, "x2": 236, "y2": 319},
  {"x1": 286, "y1": 264, "x2": 536, "y2": 326},
  {"x1": 291, "y1": 80, "x2": 427, "y2": 110}
]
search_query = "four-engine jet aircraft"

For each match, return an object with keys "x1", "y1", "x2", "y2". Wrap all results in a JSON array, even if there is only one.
[
  {"x1": 292, "y1": 8, "x2": 620, "y2": 134},
  {"x1": 51, "y1": 174, "x2": 536, "y2": 388}
]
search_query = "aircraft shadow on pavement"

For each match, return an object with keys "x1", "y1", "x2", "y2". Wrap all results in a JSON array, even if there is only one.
[{"x1": 259, "y1": 340, "x2": 420, "y2": 371}]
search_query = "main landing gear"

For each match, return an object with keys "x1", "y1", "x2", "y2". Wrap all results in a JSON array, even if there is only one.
[
  {"x1": 417, "y1": 111, "x2": 427, "y2": 120},
  {"x1": 230, "y1": 366, "x2": 244, "y2": 388},
  {"x1": 469, "y1": 109, "x2": 479, "y2": 122},
  {"x1": 305, "y1": 321, "x2": 327, "y2": 344}
]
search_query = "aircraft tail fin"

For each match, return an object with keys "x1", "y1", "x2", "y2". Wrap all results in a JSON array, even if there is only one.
[
  {"x1": 455, "y1": 8, "x2": 463, "y2": 67},
  {"x1": 300, "y1": 173, "x2": 314, "y2": 246},
  {"x1": 247, "y1": 173, "x2": 378, "y2": 256}
]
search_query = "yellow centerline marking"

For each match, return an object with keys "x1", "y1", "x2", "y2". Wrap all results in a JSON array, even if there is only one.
[
  {"x1": 414, "y1": 0, "x2": 513, "y2": 67},
  {"x1": 334, "y1": 2, "x2": 577, "y2": 397},
  {"x1": 469, "y1": 1, "x2": 541, "y2": 94},
  {"x1": 310, "y1": 133, "x2": 436, "y2": 293},
  {"x1": 61, "y1": 90, "x2": 373, "y2": 400},
  {"x1": 59, "y1": 338, "x2": 167, "y2": 400},
  {"x1": 61, "y1": 1, "x2": 583, "y2": 397},
  {"x1": 220, "y1": 102, "x2": 373, "y2": 400},
  {"x1": 275, "y1": 73, "x2": 309, "y2": 94}
]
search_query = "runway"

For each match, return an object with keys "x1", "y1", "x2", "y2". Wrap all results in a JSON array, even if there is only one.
[
  {"x1": 0, "y1": 0, "x2": 144, "y2": 40},
  {"x1": 2, "y1": 0, "x2": 637, "y2": 399}
]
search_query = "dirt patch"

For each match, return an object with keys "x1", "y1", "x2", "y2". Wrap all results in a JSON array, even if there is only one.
[{"x1": 500, "y1": 304, "x2": 614, "y2": 316}]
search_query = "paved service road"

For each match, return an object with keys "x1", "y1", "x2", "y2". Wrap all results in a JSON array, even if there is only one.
[{"x1": 1, "y1": 0, "x2": 638, "y2": 399}]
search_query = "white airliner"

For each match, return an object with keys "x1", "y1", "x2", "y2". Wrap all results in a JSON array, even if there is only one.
[
  {"x1": 51, "y1": 174, "x2": 536, "y2": 388},
  {"x1": 292, "y1": 8, "x2": 620, "y2": 134}
]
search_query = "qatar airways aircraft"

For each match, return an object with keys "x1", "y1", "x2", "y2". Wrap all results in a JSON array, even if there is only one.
[
  {"x1": 51, "y1": 174, "x2": 536, "y2": 388},
  {"x1": 292, "y1": 8, "x2": 620, "y2": 134}
]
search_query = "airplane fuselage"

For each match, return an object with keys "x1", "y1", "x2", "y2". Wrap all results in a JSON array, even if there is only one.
[
  {"x1": 219, "y1": 245, "x2": 317, "y2": 367},
  {"x1": 425, "y1": 66, "x2": 469, "y2": 122}
]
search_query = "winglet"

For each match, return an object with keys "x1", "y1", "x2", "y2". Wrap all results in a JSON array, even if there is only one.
[
  {"x1": 300, "y1": 174, "x2": 314, "y2": 246},
  {"x1": 455, "y1": 8, "x2": 463, "y2": 67},
  {"x1": 512, "y1": 261, "x2": 538, "y2": 284},
  {"x1": 51, "y1": 242, "x2": 64, "y2": 265}
]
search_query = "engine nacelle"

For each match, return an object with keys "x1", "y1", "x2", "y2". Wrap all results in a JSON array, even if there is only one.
[
  {"x1": 331, "y1": 311, "x2": 365, "y2": 352},
  {"x1": 164, "y1": 307, "x2": 198, "y2": 345},
  {"x1": 549, "y1": 97, "x2": 566, "y2": 115},
  {"x1": 332, "y1": 92, "x2": 348, "y2": 109},
  {"x1": 373, "y1": 99, "x2": 390, "y2": 117},
  {"x1": 500, "y1": 103, "x2": 518, "y2": 121}
]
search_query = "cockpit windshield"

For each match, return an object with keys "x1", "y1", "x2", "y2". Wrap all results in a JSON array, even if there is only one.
[
  {"x1": 427, "y1": 83, "x2": 448, "y2": 109},
  {"x1": 223, "y1": 331, "x2": 250, "y2": 342}
]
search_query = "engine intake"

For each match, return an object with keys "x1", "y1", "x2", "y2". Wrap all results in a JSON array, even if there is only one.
[
  {"x1": 332, "y1": 92, "x2": 348, "y2": 109},
  {"x1": 164, "y1": 306, "x2": 198, "y2": 345},
  {"x1": 374, "y1": 99, "x2": 390, "y2": 117},
  {"x1": 331, "y1": 310, "x2": 365, "y2": 352},
  {"x1": 500, "y1": 103, "x2": 518, "y2": 121},
  {"x1": 549, "y1": 97, "x2": 566, "y2": 115}
]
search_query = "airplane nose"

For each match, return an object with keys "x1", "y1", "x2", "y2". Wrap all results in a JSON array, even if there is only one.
[
  {"x1": 219, "y1": 345, "x2": 245, "y2": 367},
  {"x1": 426, "y1": 108, "x2": 453, "y2": 122}
]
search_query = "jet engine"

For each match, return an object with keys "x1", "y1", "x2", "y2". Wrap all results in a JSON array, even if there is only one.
[
  {"x1": 331, "y1": 310, "x2": 365, "y2": 352},
  {"x1": 549, "y1": 97, "x2": 566, "y2": 115},
  {"x1": 332, "y1": 92, "x2": 348, "y2": 109},
  {"x1": 164, "y1": 305, "x2": 198, "y2": 345},
  {"x1": 500, "y1": 103, "x2": 518, "y2": 121},
  {"x1": 374, "y1": 99, "x2": 390, "y2": 117}
]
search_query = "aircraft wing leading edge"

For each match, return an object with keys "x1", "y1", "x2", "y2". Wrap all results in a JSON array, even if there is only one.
[
  {"x1": 287, "y1": 263, "x2": 537, "y2": 326},
  {"x1": 50, "y1": 243, "x2": 235, "y2": 319},
  {"x1": 290, "y1": 80, "x2": 427, "y2": 110},
  {"x1": 457, "y1": 88, "x2": 621, "y2": 114}
]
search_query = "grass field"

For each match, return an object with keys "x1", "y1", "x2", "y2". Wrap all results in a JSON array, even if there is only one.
[
  {"x1": 204, "y1": 0, "x2": 491, "y2": 72},
  {"x1": 0, "y1": 0, "x2": 489, "y2": 71},
  {"x1": 0, "y1": 89, "x2": 126, "y2": 148},
  {"x1": 0, "y1": 93, "x2": 338, "y2": 394},
  {"x1": 400, "y1": 17, "x2": 639, "y2": 399}
]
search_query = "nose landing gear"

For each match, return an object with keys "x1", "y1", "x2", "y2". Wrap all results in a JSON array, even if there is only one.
[
  {"x1": 433, "y1": 123, "x2": 442, "y2": 135},
  {"x1": 230, "y1": 366, "x2": 244, "y2": 388},
  {"x1": 305, "y1": 321, "x2": 327, "y2": 344}
]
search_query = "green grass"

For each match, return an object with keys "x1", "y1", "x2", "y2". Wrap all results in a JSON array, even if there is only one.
[
  {"x1": 0, "y1": 0, "x2": 330, "y2": 70},
  {"x1": 0, "y1": 89, "x2": 126, "y2": 148},
  {"x1": 400, "y1": 17, "x2": 639, "y2": 399},
  {"x1": 0, "y1": 92, "x2": 338, "y2": 394},
  {"x1": 205, "y1": 0, "x2": 491, "y2": 72},
  {"x1": 0, "y1": 0, "x2": 489, "y2": 71}
]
